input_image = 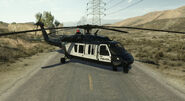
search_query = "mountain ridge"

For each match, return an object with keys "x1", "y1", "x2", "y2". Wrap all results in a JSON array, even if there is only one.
[{"x1": 114, "y1": 5, "x2": 185, "y2": 27}]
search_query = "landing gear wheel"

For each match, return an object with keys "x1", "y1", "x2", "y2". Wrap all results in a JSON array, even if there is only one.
[
  {"x1": 65, "y1": 54, "x2": 72, "y2": 59},
  {"x1": 60, "y1": 58, "x2": 66, "y2": 64},
  {"x1": 112, "y1": 65, "x2": 117, "y2": 71},
  {"x1": 123, "y1": 65, "x2": 129, "y2": 73},
  {"x1": 67, "y1": 55, "x2": 72, "y2": 59}
]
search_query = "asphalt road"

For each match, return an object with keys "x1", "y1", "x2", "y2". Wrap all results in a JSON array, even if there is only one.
[{"x1": 3, "y1": 52, "x2": 185, "y2": 101}]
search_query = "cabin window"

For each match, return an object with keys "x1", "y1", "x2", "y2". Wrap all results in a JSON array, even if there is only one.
[
  {"x1": 91, "y1": 45, "x2": 95, "y2": 55},
  {"x1": 79, "y1": 45, "x2": 84, "y2": 53},
  {"x1": 74, "y1": 45, "x2": 77, "y2": 52},
  {"x1": 88, "y1": 45, "x2": 91, "y2": 54},
  {"x1": 100, "y1": 46, "x2": 109, "y2": 56}
]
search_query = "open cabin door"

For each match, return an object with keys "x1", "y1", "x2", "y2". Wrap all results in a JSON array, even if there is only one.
[{"x1": 98, "y1": 44, "x2": 111, "y2": 63}]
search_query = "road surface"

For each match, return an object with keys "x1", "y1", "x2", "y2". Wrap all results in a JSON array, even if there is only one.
[{"x1": 1, "y1": 51, "x2": 185, "y2": 101}]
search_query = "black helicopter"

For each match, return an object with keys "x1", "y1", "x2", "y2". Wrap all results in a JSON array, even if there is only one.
[
  {"x1": 36, "y1": 22, "x2": 134, "y2": 73},
  {"x1": 0, "y1": 21, "x2": 185, "y2": 73}
]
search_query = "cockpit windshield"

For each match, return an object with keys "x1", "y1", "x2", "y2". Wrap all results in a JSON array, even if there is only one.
[{"x1": 110, "y1": 42, "x2": 125, "y2": 55}]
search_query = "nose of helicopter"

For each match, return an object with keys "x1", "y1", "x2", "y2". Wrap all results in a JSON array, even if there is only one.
[{"x1": 121, "y1": 52, "x2": 134, "y2": 65}]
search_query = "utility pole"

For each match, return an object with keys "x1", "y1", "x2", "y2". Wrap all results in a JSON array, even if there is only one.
[{"x1": 87, "y1": 0, "x2": 106, "y2": 25}]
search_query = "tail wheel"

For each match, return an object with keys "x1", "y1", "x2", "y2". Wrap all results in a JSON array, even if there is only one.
[{"x1": 60, "y1": 58, "x2": 66, "y2": 64}]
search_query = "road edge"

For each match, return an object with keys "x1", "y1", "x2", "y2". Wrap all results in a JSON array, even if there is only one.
[{"x1": 134, "y1": 61, "x2": 185, "y2": 100}]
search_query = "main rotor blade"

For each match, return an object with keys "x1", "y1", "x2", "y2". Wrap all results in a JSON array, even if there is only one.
[
  {"x1": 106, "y1": 26, "x2": 185, "y2": 34},
  {"x1": 99, "y1": 27, "x2": 128, "y2": 33},
  {"x1": 0, "y1": 26, "x2": 78, "y2": 36},
  {"x1": 45, "y1": 26, "x2": 78, "y2": 30},
  {"x1": 0, "y1": 29, "x2": 43, "y2": 36}
]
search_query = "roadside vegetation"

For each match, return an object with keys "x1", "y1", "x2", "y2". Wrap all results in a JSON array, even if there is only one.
[
  {"x1": 0, "y1": 34, "x2": 56, "y2": 72},
  {"x1": 100, "y1": 17, "x2": 185, "y2": 78},
  {"x1": 0, "y1": 11, "x2": 61, "y2": 72},
  {"x1": 35, "y1": 11, "x2": 62, "y2": 28},
  {"x1": 101, "y1": 26, "x2": 185, "y2": 78},
  {"x1": 108, "y1": 32, "x2": 184, "y2": 65}
]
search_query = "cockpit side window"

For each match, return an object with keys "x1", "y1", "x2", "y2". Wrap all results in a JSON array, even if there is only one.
[{"x1": 100, "y1": 46, "x2": 109, "y2": 56}]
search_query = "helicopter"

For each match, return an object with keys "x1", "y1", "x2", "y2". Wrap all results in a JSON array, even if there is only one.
[
  {"x1": 35, "y1": 22, "x2": 134, "y2": 73},
  {"x1": 0, "y1": 21, "x2": 185, "y2": 73}
]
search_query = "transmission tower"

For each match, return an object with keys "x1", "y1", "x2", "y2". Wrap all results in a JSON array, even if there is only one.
[{"x1": 87, "y1": 0, "x2": 106, "y2": 25}]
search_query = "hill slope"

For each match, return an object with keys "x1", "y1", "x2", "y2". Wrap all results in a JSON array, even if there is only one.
[
  {"x1": 114, "y1": 5, "x2": 185, "y2": 26},
  {"x1": 137, "y1": 17, "x2": 185, "y2": 32}
]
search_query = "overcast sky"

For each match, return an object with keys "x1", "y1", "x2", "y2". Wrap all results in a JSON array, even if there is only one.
[{"x1": 1, "y1": 0, "x2": 185, "y2": 24}]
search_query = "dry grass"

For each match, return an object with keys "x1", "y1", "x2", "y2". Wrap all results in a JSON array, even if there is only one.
[
  {"x1": 101, "y1": 30, "x2": 185, "y2": 75},
  {"x1": 0, "y1": 34, "x2": 56, "y2": 72},
  {"x1": 0, "y1": 22, "x2": 57, "y2": 72},
  {"x1": 110, "y1": 6, "x2": 185, "y2": 75},
  {"x1": 104, "y1": 16, "x2": 185, "y2": 75}
]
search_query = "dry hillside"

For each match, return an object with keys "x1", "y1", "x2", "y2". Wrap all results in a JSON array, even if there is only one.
[{"x1": 114, "y1": 5, "x2": 185, "y2": 26}]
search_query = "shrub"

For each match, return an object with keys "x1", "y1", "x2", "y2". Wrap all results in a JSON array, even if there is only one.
[
  {"x1": 11, "y1": 22, "x2": 16, "y2": 24},
  {"x1": 154, "y1": 51, "x2": 164, "y2": 59}
]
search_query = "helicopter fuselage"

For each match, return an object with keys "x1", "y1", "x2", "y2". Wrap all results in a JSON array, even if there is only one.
[
  {"x1": 60, "y1": 34, "x2": 134, "y2": 72},
  {"x1": 38, "y1": 23, "x2": 134, "y2": 73},
  {"x1": 65, "y1": 42, "x2": 112, "y2": 63}
]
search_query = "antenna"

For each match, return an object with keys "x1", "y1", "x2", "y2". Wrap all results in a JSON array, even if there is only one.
[{"x1": 87, "y1": 0, "x2": 106, "y2": 25}]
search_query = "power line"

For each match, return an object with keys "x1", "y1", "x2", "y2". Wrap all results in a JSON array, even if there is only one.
[
  {"x1": 107, "y1": 0, "x2": 143, "y2": 15},
  {"x1": 106, "y1": 0, "x2": 126, "y2": 10}
]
